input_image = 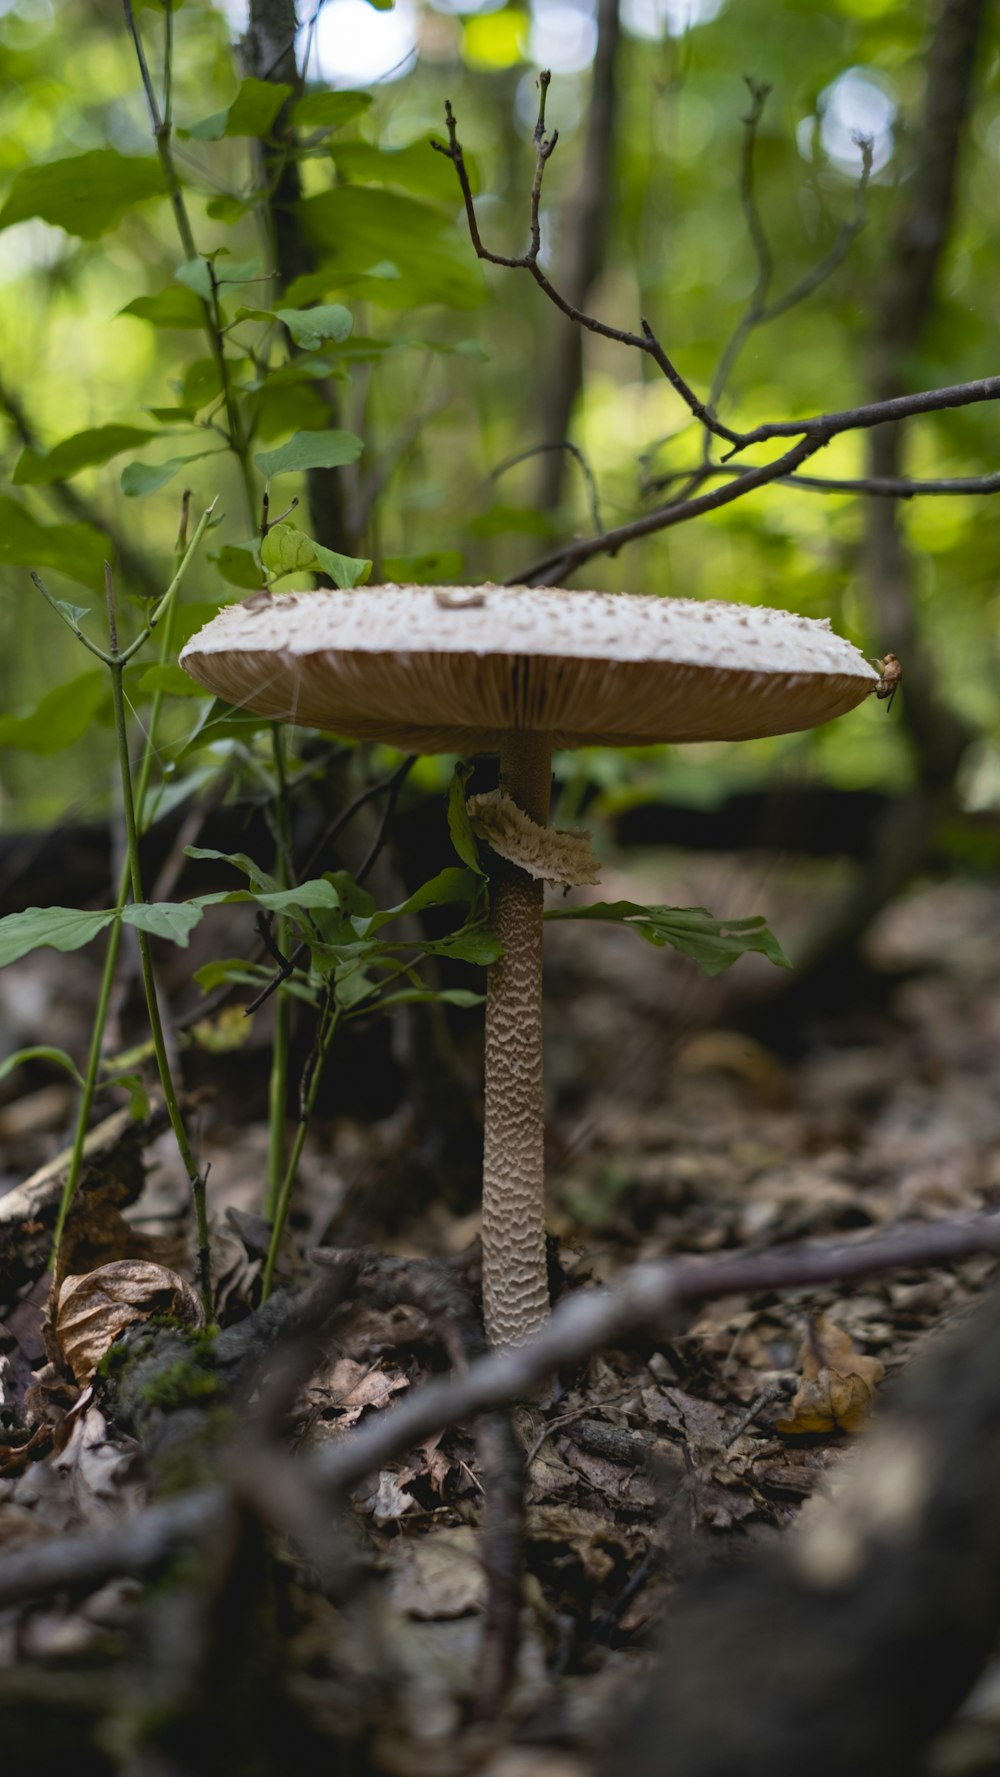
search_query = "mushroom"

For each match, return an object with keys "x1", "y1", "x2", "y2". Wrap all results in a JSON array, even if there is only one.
[{"x1": 180, "y1": 585, "x2": 878, "y2": 1349}]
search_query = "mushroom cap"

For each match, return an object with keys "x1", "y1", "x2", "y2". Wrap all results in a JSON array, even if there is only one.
[{"x1": 179, "y1": 585, "x2": 878, "y2": 752}]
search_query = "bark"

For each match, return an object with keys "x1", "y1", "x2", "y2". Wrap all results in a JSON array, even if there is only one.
[
  {"x1": 536, "y1": 0, "x2": 621, "y2": 512},
  {"x1": 783, "y1": 0, "x2": 986, "y2": 995},
  {"x1": 613, "y1": 1283, "x2": 1000, "y2": 1777},
  {"x1": 242, "y1": 0, "x2": 355, "y2": 557}
]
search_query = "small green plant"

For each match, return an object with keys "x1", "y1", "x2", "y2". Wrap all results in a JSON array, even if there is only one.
[{"x1": 0, "y1": 5, "x2": 802, "y2": 1332}]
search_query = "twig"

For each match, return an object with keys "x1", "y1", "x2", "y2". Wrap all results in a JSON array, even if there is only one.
[
  {"x1": 705, "y1": 81, "x2": 872, "y2": 430},
  {"x1": 723, "y1": 375, "x2": 1000, "y2": 455},
  {"x1": 355, "y1": 753, "x2": 418, "y2": 885},
  {"x1": 492, "y1": 440, "x2": 605, "y2": 538},
  {"x1": 5, "y1": 1212, "x2": 1000, "y2": 1614},
  {"x1": 309, "y1": 1212, "x2": 1000, "y2": 1495},
  {"x1": 433, "y1": 85, "x2": 742, "y2": 451},
  {"x1": 242, "y1": 753, "x2": 419, "y2": 1018},
  {"x1": 0, "y1": 1487, "x2": 226, "y2": 1610},
  {"x1": 509, "y1": 433, "x2": 825, "y2": 584},
  {"x1": 645, "y1": 463, "x2": 1000, "y2": 501}
]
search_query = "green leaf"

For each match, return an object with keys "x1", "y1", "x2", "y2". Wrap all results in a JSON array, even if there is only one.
[
  {"x1": 192, "y1": 957, "x2": 266, "y2": 993},
  {"x1": 13, "y1": 425, "x2": 160, "y2": 486},
  {"x1": 184, "y1": 846, "x2": 280, "y2": 896},
  {"x1": 274, "y1": 303, "x2": 353, "y2": 349},
  {"x1": 212, "y1": 544, "x2": 262, "y2": 589},
  {"x1": 260, "y1": 520, "x2": 370, "y2": 589},
  {"x1": 136, "y1": 664, "x2": 206, "y2": 698},
  {"x1": 357, "y1": 867, "x2": 482, "y2": 935},
  {"x1": 425, "y1": 927, "x2": 503, "y2": 964},
  {"x1": 0, "y1": 150, "x2": 166, "y2": 240},
  {"x1": 206, "y1": 880, "x2": 341, "y2": 916},
  {"x1": 330, "y1": 136, "x2": 479, "y2": 204},
  {"x1": 382, "y1": 550, "x2": 464, "y2": 583},
  {"x1": 0, "y1": 907, "x2": 115, "y2": 969},
  {"x1": 291, "y1": 91, "x2": 373, "y2": 133},
  {"x1": 252, "y1": 380, "x2": 331, "y2": 441},
  {"x1": 53, "y1": 600, "x2": 91, "y2": 631},
  {"x1": 181, "y1": 77, "x2": 293, "y2": 141},
  {"x1": 375, "y1": 986, "x2": 485, "y2": 1009},
  {"x1": 447, "y1": 763, "x2": 484, "y2": 874},
  {"x1": 0, "y1": 496, "x2": 108, "y2": 590},
  {"x1": 298, "y1": 187, "x2": 486, "y2": 310},
  {"x1": 255, "y1": 428, "x2": 363, "y2": 478},
  {"x1": 120, "y1": 286, "x2": 205, "y2": 329},
  {"x1": 0, "y1": 1045, "x2": 86, "y2": 1089},
  {"x1": 176, "y1": 256, "x2": 263, "y2": 300},
  {"x1": 113, "y1": 1071, "x2": 151, "y2": 1121},
  {"x1": 121, "y1": 451, "x2": 220, "y2": 496},
  {"x1": 544, "y1": 902, "x2": 792, "y2": 977},
  {"x1": 0, "y1": 670, "x2": 108, "y2": 754},
  {"x1": 122, "y1": 901, "x2": 206, "y2": 946}
]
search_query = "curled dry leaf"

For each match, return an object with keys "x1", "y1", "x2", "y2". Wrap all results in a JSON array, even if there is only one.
[
  {"x1": 54, "y1": 1260, "x2": 204, "y2": 1385},
  {"x1": 775, "y1": 1314, "x2": 886, "y2": 1436},
  {"x1": 467, "y1": 789, "x2": 601, "y2": 886}
]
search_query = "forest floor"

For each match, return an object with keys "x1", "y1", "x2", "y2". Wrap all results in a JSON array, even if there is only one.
[{"x1": 2, "y1": 850, "x2": 1000, "y2": 1775}]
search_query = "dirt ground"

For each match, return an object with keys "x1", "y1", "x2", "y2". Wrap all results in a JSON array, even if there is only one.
[{"x1": 2, "y1": 852, "x2": 1000, "y2": 1773}]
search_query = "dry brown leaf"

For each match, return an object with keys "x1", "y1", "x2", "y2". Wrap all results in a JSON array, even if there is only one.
[
  {"x1": 54, "y1": 1260, "x2": 204, "y2": 1384},
  {"x1": 775, "y1": 1315, "x2": 885, "y2": 1435},
  {"x1": 388, "y1": 1527, "x2": 486, "y2": 1619}
]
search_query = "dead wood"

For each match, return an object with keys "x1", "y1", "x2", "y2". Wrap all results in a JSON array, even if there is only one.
[{"x1": 612, "y1": 1281, "x2": 1000, "y2": 1777}]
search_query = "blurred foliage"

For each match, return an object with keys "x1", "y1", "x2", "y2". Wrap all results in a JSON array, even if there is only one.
[{"x1": 1, "y1": 0, "x2": 999, "y2": 832}]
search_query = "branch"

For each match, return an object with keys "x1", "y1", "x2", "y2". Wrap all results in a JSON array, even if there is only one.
[
  {"x1": 725, "y1": 374, "x2": 1000, "y2": 455},
  {"x1": 5, "y1": 1211, "x2": 1000, "y2": 1612},
  {"x1": 645, "y1": 462, "x2": 1000, "y2": 501},
  {"x1": 492, "y1": 439, "x2": 605, "y2": 535},
  {"x1": 509, "y1": 433, "x2": 824, "y2": 584},
  {"x1": 706, "y1": 78, "x2": 872, "y2": 432},
  {"x1": 433, "y1": 84, "x2": 742, "y2": 450},
  {"x1": 309, "y1": 1210, "x2": 1000, "y2": 1495}
]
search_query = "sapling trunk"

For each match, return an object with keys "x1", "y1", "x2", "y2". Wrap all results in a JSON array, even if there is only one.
[{"x1": 482, "y1": 731, "x2": 553, "y2": 1350}]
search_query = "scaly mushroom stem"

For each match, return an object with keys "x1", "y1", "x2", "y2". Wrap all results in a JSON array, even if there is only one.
[{"x1": 482, "y1": 731, "x2": 554, "y2": 1350}]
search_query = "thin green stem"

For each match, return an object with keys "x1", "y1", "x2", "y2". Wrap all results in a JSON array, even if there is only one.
[
  {"x1": 122, "y1": 0, "x2": 257, "y2": 530},
  {"x1": 49, "y1": 919, "x2": 125, "y2": 1267},
  {"x1": 48, "y1": 503, "x2": 200, "y2": 1271},
  {"x1": 264, "y1": 724, "x2": 293, "y2": 1221},
  {"x1": 109, "y1": 646, "x2": 212, "y2": 1315},
  {"x1": 261, "y1": 994, "x2": 340, "y2": 1301}
]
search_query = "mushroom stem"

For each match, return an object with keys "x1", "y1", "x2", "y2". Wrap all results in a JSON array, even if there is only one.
[{"x1": 482, "y1": 731, "x2": 554, "y2": 1350}]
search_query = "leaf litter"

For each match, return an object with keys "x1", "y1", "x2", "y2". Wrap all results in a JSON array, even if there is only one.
[{"x1": 1, "y1": 869, "x2": 1000, "y2": 1770}]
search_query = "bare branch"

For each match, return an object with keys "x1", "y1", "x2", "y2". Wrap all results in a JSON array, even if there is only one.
[
  {"x1": 646, "y1": 463, "x2": 1000, "y2": 501},
  {"x1": 509, "y1": 433, "x2": 824, "y2": 584},
  {"x1": 310, "y1": 1210, "x2": 1000, "y2": 1495},
  {"x1": 706, "y1": 81, "x2": 872, "y2": 423},
  {"x1": 491, "y1": 440, "x2": 605, "y2": 535},
  {"x1": 433, "y1": 86, "x2": 742, "y2": 450},
  {"x1": 4, "y1": 1212, "x2": 1000, "y2": 1612},
  {"x1": 725, "y1": 374, "x2": 1000, "y2": 455}
]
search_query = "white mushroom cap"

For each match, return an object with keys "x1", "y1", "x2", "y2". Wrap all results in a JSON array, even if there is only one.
[{"x1": 180, "y1": 585, "x2": 878, "y2": 752}]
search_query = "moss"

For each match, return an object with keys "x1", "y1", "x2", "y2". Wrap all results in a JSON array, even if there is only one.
[{"x1": 136, "y1": 1358, "x2": 225, "y2": 1411}]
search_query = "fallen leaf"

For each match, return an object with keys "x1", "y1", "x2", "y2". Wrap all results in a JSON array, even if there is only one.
[
  {"x1": 775, "y1": 1315, "x2": 885, "y2": 1435},
  {"x1": 389, "y1": 1527, "x2": 486, "y2": 1619},
  {"x1": 54, "y1": 1260, "x2": 204, "y2": 1384}
]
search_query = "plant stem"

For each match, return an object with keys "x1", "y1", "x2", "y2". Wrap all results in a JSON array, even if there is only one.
[
  {"x1": 49, "y1": 919, "x2": 125, "y2": 1270},
  {"x1": 261, "y1": 993, "x2": 340, "y2": 1301},
  {"x1": 122, "y1": 0, "x2": 257, "y2": 531},
  {"x1": 264, "y1": 723, "x2": 292, "y2": 1221},
  {"x1": 108, "y1": 644, "x2": 212, "y2": 1314},
  {"x1": 481, "y1": 732, "x2": 553, "y2": 1350},
  {"x1": 48, "y1": 502, "x2": 207, "y2": 1273}
]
